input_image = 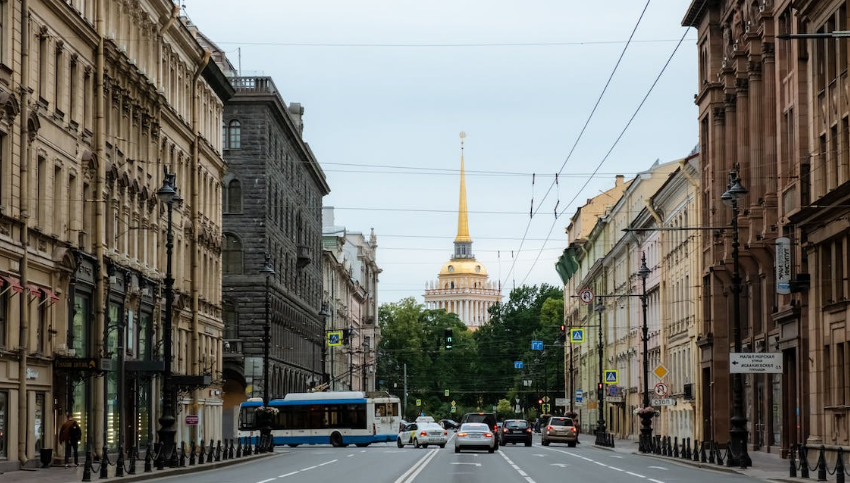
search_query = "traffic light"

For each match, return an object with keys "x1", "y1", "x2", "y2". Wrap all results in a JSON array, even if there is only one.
[
  {"x1": 597, "y1": 382, "x2": 604, "y2": 401},
  {"x1": 538, "y1": 399, "x2": 543, "y2": 405},
  {"x1": 444, "y1": 328, "x2": 453, "y2": 350},
  {"x1": 559, "y1": 324, "x2": 567, "y2": 342},
  {"x1": 342, "y1": 328, "x2": 351, "y2": 345}
]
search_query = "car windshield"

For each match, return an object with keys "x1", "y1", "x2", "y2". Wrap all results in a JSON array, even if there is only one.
[
  {"x1": 465, "y1": 414, "x2": 491, "y2": 423},
  {"x1": 460, "y1": 423, "x2": 489, "y2": 432},
  {"x1": 505, "y1": 421, "x2": 528, "y2": 429},
  {"x1": 549, "y1": 418, "x2": 574, "y2": 426}
]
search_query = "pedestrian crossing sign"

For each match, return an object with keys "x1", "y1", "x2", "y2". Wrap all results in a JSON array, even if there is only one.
[
  {"x1": 570, "y1": 328, "x2": 585, "y2": 344},
  {"x1": 604, "y1": 370, "x2": 619, "y2": 384},
  {"x1": 328, "y1": 331, "x2": 342, "y2": 347}
]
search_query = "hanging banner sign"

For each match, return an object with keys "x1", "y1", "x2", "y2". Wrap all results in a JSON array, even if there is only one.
[{"x1": 776, "y1": 237, "x2": 791, "y2": 294}]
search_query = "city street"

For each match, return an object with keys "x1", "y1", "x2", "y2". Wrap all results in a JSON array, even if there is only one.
[{"x1": 174, "y1": 436, "x2": 767, "y2": 483}]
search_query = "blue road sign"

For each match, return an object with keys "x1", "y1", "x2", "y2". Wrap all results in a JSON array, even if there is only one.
[
  {"x1": 604, "y1": 370, "x2": 619, "y2": 384},
  {"x1": 514, "y1": 361, "x2": 524, "y2": 369},
  {"x1": 575, "y1": 389, "x2": 584, "y2": 403},
  {"x1": 531, "y1": 340, "x2": 544, "y2": 351},
  {"x1": 570, "y1": 329, "x2": 585, "y2": 343}
]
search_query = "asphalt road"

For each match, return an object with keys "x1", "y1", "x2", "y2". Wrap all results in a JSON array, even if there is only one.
[{"x1": 156, "y1": 435, "x2": 766, "y2": 483}]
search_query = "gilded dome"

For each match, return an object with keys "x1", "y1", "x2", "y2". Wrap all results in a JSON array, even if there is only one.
[{"x1": 439, "y1": 259, "x2": 488, "y2": 276}]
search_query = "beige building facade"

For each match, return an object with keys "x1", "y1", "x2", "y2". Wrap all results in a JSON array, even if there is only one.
[{"x1": 0, "y1": 0, "x2": 231, "y2": 470}]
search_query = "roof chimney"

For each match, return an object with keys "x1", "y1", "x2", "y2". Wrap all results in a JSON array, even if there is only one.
[{"x1": 615, "y1": 175, "x2": 624, "y2": 186}]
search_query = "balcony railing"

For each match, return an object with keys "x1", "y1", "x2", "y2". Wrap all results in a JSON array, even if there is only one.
[{"x1": 230, "y1": 76, "x2": 279, "y2": 95}]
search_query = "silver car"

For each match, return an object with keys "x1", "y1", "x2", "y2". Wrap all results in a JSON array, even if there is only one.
[{"x1": 454, "y1": 422, "x2": 495, "y2": 453}]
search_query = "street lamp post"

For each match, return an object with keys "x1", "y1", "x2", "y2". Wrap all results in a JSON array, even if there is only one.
[
  {"x1": 156, "y1": 168, "x2": 181, "y2": 469},
  {"x1": 721, "y1": 170, "x2": 751, "y2": 468},
  {"x1": 594, "y1": 301, "x2": 606, "y2": 445},
  {"x1": 638, "y1": 253, "x2": 652, "y2": 453},
  {"x1": 261, "y1": 254, "x2": 275, "y2": 453},
  {"x1": 318, "y1": 303, "x2": 330, "y2": 388}
]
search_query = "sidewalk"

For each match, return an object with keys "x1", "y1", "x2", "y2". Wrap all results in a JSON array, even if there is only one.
[
  {"x1": 595, "y1": 437, "x2": 809, "y2": 483},
  {"x1": 0, "y1": 452, "x2": 275, "y2": 483}
]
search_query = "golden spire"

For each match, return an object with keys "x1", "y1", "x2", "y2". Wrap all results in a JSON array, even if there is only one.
[{"x1": 455, "y1": 131, "x2": 471, "y2": 243}]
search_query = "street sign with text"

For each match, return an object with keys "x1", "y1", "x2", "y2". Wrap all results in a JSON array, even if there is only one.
[
  {"x1": 651, "y1": 398, "x2": 674, "y2": 406},
  {"x1": 730, "y1": 353, "x2": 783, "y2": 373},
  {"x1": 531, "y1": 340, "x2": 544, "y2": 351},
  {"x1": 185, "y1": 415, "x2": 199, "y2": 425},
  {"x1": 555, "y1": 397, "x2": 567, "y2": 407}
]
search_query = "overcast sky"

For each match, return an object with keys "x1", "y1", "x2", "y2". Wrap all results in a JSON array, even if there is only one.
[{"x1": 186, "y1": 1, "x2": 698, "y2": 305}]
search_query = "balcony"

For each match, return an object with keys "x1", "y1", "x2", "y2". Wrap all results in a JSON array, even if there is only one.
[
  {"x1": 297, "y1": 245, "x2": 312, "y2": 268},
  {"x1": 229, "y1": 76, "x2": 279, "y2": 96},
  {"x1": 223, "y1": 339, "x2": 243, "y2": 358}
]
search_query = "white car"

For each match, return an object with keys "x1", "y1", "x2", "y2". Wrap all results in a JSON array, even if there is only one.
[
  {"x1": 454, "y1": 422, "x2": 495, "y2": 453},
  {"x1": 397, "y1": 422, "x2": 448, "y2": 448}
]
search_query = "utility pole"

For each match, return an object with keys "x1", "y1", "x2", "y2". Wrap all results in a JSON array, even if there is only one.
[{"x1": 403, "y1": 363, "x2": 408, "y2": 417}]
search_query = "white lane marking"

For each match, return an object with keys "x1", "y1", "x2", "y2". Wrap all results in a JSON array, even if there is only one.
[
  {"x1": 594, "y1": 461, "x2": 607, "y2": 467},
  {"x1": 626, "y1": 471, "x2": 646, "y2": 478},
  {"x1": 552, "y1": 463, "x2": 569, "y2": 468},
  {"x1": 649, "y1": 479, "x2": 666, "y2": 483},
  {"x1": 533, "y1": 454, "x2": 546, "y2": 457},
  {"x1": 317, "y1": 460, "x2": 337, "y2": 467},
  {"x1": 610, "y1": 455, "x2": 624, "y2": 458},
  {"x1": 499, "y1": 451, "x2": 538, "y2": 483},
  {"x1": 393, "y1": 449, "x2": 439, "y2": 483},
  {"x1": 347, "y1": 454, "x2": 355, "y2": 458},
  {"x1": 301, "y1": 466, "x2": 317, "y2": 471},
  {"x1": 648, "y1": 466, "x2": 668, "y2": 470},
  {"x1": 278, "y1": 471, "x2": 300, "y2": 478},
  {"x1": 451, "y1": 462, "x2": 481, "y2": 467},
  {"x1": 609, "y1": 466, "x2": 625, "y2": 472}
]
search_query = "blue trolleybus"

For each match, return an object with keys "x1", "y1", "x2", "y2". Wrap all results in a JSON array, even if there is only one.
[{"x1": 238, "y1": 391, "x2": 401, "y2": 447}]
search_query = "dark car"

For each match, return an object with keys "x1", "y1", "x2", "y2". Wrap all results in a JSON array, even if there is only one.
[
  {"x1": 500, "y1": 419, "x2": 532, "y2": 446},
  {"x1": 439, "y1": 419, "x2": 459, "y2": 430},
  {"x1": 460, "y1": 412, "x2": 500, "y2": 450}
]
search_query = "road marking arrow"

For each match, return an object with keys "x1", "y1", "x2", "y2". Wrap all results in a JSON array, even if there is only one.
[
  {"x1": 648, "y1": 466, "x2": 668, "y2": 471},
  {"x1": 551, "y1": 463, "x2": 569, "y2": 468},
  {"x1": 451, "y1": 462, "x2": 481, "y2": 467}
]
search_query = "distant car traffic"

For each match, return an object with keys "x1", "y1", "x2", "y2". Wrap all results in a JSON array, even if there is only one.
[
  {"x1": 439, "y1": 419, "x2": 459, "y2": 430},
  {"x1": 454, "y1": 423, "x2": 495, "y2": 453},
  {"x1": 397, "y1": 422, "x2": 447, "y2": 448},
  {"x1": 500, "y1": 419, "x2": 532, "y2": 446},
  {"x1": 541, "y1": 416, "x2": 578, "y2": 447}
]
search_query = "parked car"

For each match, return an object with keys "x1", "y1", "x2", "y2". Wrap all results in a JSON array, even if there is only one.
[
  {"x1": 460, "y1": 412, "x2": 499, "y2": 450},
  {"x1": 541, "y1": 416, "x2": 578, "y2": 447},
  {"x1": 500, "y1": 419, "x2": 532, "y2": 446},
  {"x1": 398, "y1": 422, "x2": 448, "y2": 448},
  {"x1": 454, "y1": 422, "x2": 495, "y2": 453}
]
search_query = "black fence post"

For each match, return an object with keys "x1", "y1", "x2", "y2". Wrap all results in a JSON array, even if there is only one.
[
  {"x1": 198, "y1": 439, "x2": 205, "y2": 464},
  {"x1": 701, "y1": 440, "x2": 707, "y2": 463},
  {"x1": 207, "y1": 440, "x2": 214, "y2": 463},
  {"x1": 837, "y1": 447, "x2": 845, "y2": 483},
  {"x1": 817, "y1": 445, "x2": 827, "y2": 482},
  {"x1": 83, "y1": 442, "x2": 93, "y2": 482},
  {"x1": 708, "y1": 440, "x2": 716, "y2": 464},
  {"x1": 99, "y1": 448, "x2": 109, "y2": 479},
  {"x1": 128, "y1": 445, "x2": 136, "y2": 475},
  {"x1": 673, "y1": 437, "x2": 679, "y2": 458},
  {"x1": 144, "y1": 443, "x2": 153, "y2": 473},
  {"x1": 801, "y1": 444, "x2": 810, "y2": 479},
  {"x1": 215, "y1": 440, "x2": 221, "y2": 462},
  {"x1": 229, "y1": 439, "x2": 235, "y2": 459},
  {"x1": 236, "y1": 438, "x2": 242, "y2": 458},
  {"x1": 179, "y1": 442, "x2": 186, "y2": 467}
]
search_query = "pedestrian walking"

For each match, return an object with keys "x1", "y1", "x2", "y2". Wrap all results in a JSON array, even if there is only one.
[{"x1": 60, "y1": 419, "x2": 81, "y2": 467}]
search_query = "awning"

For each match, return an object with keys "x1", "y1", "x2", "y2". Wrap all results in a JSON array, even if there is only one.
[
  {"x1": 41, "y1": 288, "x2": 60, "y2": 304},
  {"x1": 0, "y1": 274, "x2": 24, "y2": 294},
  {"x1": 27, "y1": 284, "x2": 42, "y2": 298}
]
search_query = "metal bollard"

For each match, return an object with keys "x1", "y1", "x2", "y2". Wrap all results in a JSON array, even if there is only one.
[
  {"x1": 686, "y1": 438, "x2": 692, "y2": 460},
  {"x1": 215, "y1": 440, "x2": 222, "y2": 462},
  {"x1": 700, "y1": 440, "x2": 707, "y2": 463},
  {"x1": 190, "y1": 441, "x2": 196, "y2": 466},
  {"x1": 198, "y1": 439, "x2": 205, "y2": 464},
  {"x1": 673, "y1": 437, "x2": 679, "y2": 458},
  {"x1": 100, "y1": 444, "x2": 109, "y2": 479},
  {"x1": 144, "y1": 443, "x2": 153, "y2": 473},
  {"x1": 155, "y1": 441, "x2": 164, "y2": 471},
  {"x1": 222, "y1": 440, "x2": 228, "y2": 461},
  {"x1": 207, "y1": 440, "x2": 214, "y2": 463},
  {"x1": 179, "y1": 442, "x2": 186, "y2": 467},
  {"x1": 83, "y1": 442, "x2": 94, "y2": 482},
  {"x1": 237, "y1": 438, "x2": 242, "y2": 458},
  {"x1": 116, "y1": 444, "x2": 125, "y2": 477},
  {"x1": 128, "y1": 445, "x2": 137, "y2": 475},
  {"x1": 229, "y1": 439, "x2": 235, "y2": 459},
  {"x1": 790, "y1": 444, "x2": 797, "y2": 478},
  {"x1": 708, "y1": 440, "x2": 715, "y2": 464},
  {"x1": 801, "y1": 444, "x2": 810, "y2": 479},
  {"x1": 837, "y1": 447, "x2": 845, "y2": 483},
  {"x1": 818, "y1": 445, "x2": 827, "y2": 482}
]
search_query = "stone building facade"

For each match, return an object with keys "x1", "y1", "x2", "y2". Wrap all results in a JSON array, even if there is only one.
[
  {"x1": 217, "y1": 73, "x2": 329, "y2": 436},
  {"x1": 684, "y1": 0, "x2": 807, "y2": 455},
  {"x1": 0, "y1": 0, "x2": 232, "y2": 471},
  {"x1": 322, "y1": 207, "x2": 381, "y2": 392}
]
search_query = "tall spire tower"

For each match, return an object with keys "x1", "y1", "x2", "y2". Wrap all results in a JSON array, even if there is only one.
[
  {"x1": 454, "y1": 132, "x2": 473, "y2": 259},
  {"x1": 424, "y1": 132, "x2": 501, "y2": 330}
]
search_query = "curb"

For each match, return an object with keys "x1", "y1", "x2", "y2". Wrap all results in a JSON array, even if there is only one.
[{"x1": 79, "y1": 452, "x2": 278, "y2": 483}]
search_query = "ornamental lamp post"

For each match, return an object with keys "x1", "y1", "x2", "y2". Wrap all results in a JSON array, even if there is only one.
[
  {"x1": 637, "y1": 252, "x2": 652, "y2": 453},
  {"x1": 156, "y1": 169, "x2": 181, "y2": 468},
  {"x1": 721, "y1": 170, "x2": 751, "y2": 468},
  {"x1": 594, "y1": 300, "x2": 606, "y2": 445},
  {"x1": 260, "y1": 254, "x2": 275, "y2": 453}
]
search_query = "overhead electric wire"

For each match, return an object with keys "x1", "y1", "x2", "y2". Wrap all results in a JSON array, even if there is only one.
[
  {"x1": 500, "y1": 0, "x2": 653, "y2": 289},
  {"x1": 515, "y1": 5, "x2": 701, "y2": 287},
  {"x1": 213, "y1": 38, "x2": 694, "y2": 48}
]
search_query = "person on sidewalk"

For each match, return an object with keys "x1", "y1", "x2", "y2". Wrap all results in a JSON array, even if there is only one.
[{"x1": 67, "y1": 421, "x2": 82, "y2": 467}]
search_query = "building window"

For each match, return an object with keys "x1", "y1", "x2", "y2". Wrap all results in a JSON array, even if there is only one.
[
  {"x1": 139, "y1": 311, "x2": 151, "y2": 360},
  {"x1": 228, "y1": 120, "x2": 241, "y2": 149},
  {"x1": 226, "y1": 179, "x2": 242, "y2": 213},
  {"x1": 223, "y1": 301, "x2": 238, "y2": 340},
  {"x1": 36, "y1": 291, "x2": 46, "y2": 354},
  {"x1": 223, "y1": 233, "x2": 243, "y2": 274},
  {"x1": 71, "y1": 292, "x2": 90, "y2": 356}
]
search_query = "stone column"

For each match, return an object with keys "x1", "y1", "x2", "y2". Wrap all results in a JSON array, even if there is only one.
[{"x1": 761, "y1": 41, "x2": 779, "y2": 234}]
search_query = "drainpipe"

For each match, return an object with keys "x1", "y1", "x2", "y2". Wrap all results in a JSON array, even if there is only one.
[
  {"x1": 190, "y1": 50, "x2": 211, "y2": 436},
  {"x1": 18, "y1": 0, "x2": 30, "y2": 466},
  {"x1": 94, "y1": 0, "x2": 106, "y2": 456}
]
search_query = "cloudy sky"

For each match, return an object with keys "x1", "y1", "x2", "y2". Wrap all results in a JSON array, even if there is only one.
[{"x1": 187, "y1": 1, "x2": 699, "y2": 304}]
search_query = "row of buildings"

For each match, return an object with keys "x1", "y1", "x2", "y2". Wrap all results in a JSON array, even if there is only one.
[
  {"x1": 560, "y1": 0, "x2": 850, "y2": 460},
  {"x1": 0, "y1": 0, "x2": 380, "y2": 471}
]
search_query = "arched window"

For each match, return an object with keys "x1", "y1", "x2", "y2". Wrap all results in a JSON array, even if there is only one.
[
  {"x1": 228, "y1": 120, "x2": 241, "y2": 149},
  {"x1": 223, "y1": 233, "x2": 243, "y2": 274},
  {"x1": 227, "y1": 179, "x2": 242, "y2": 213}
]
